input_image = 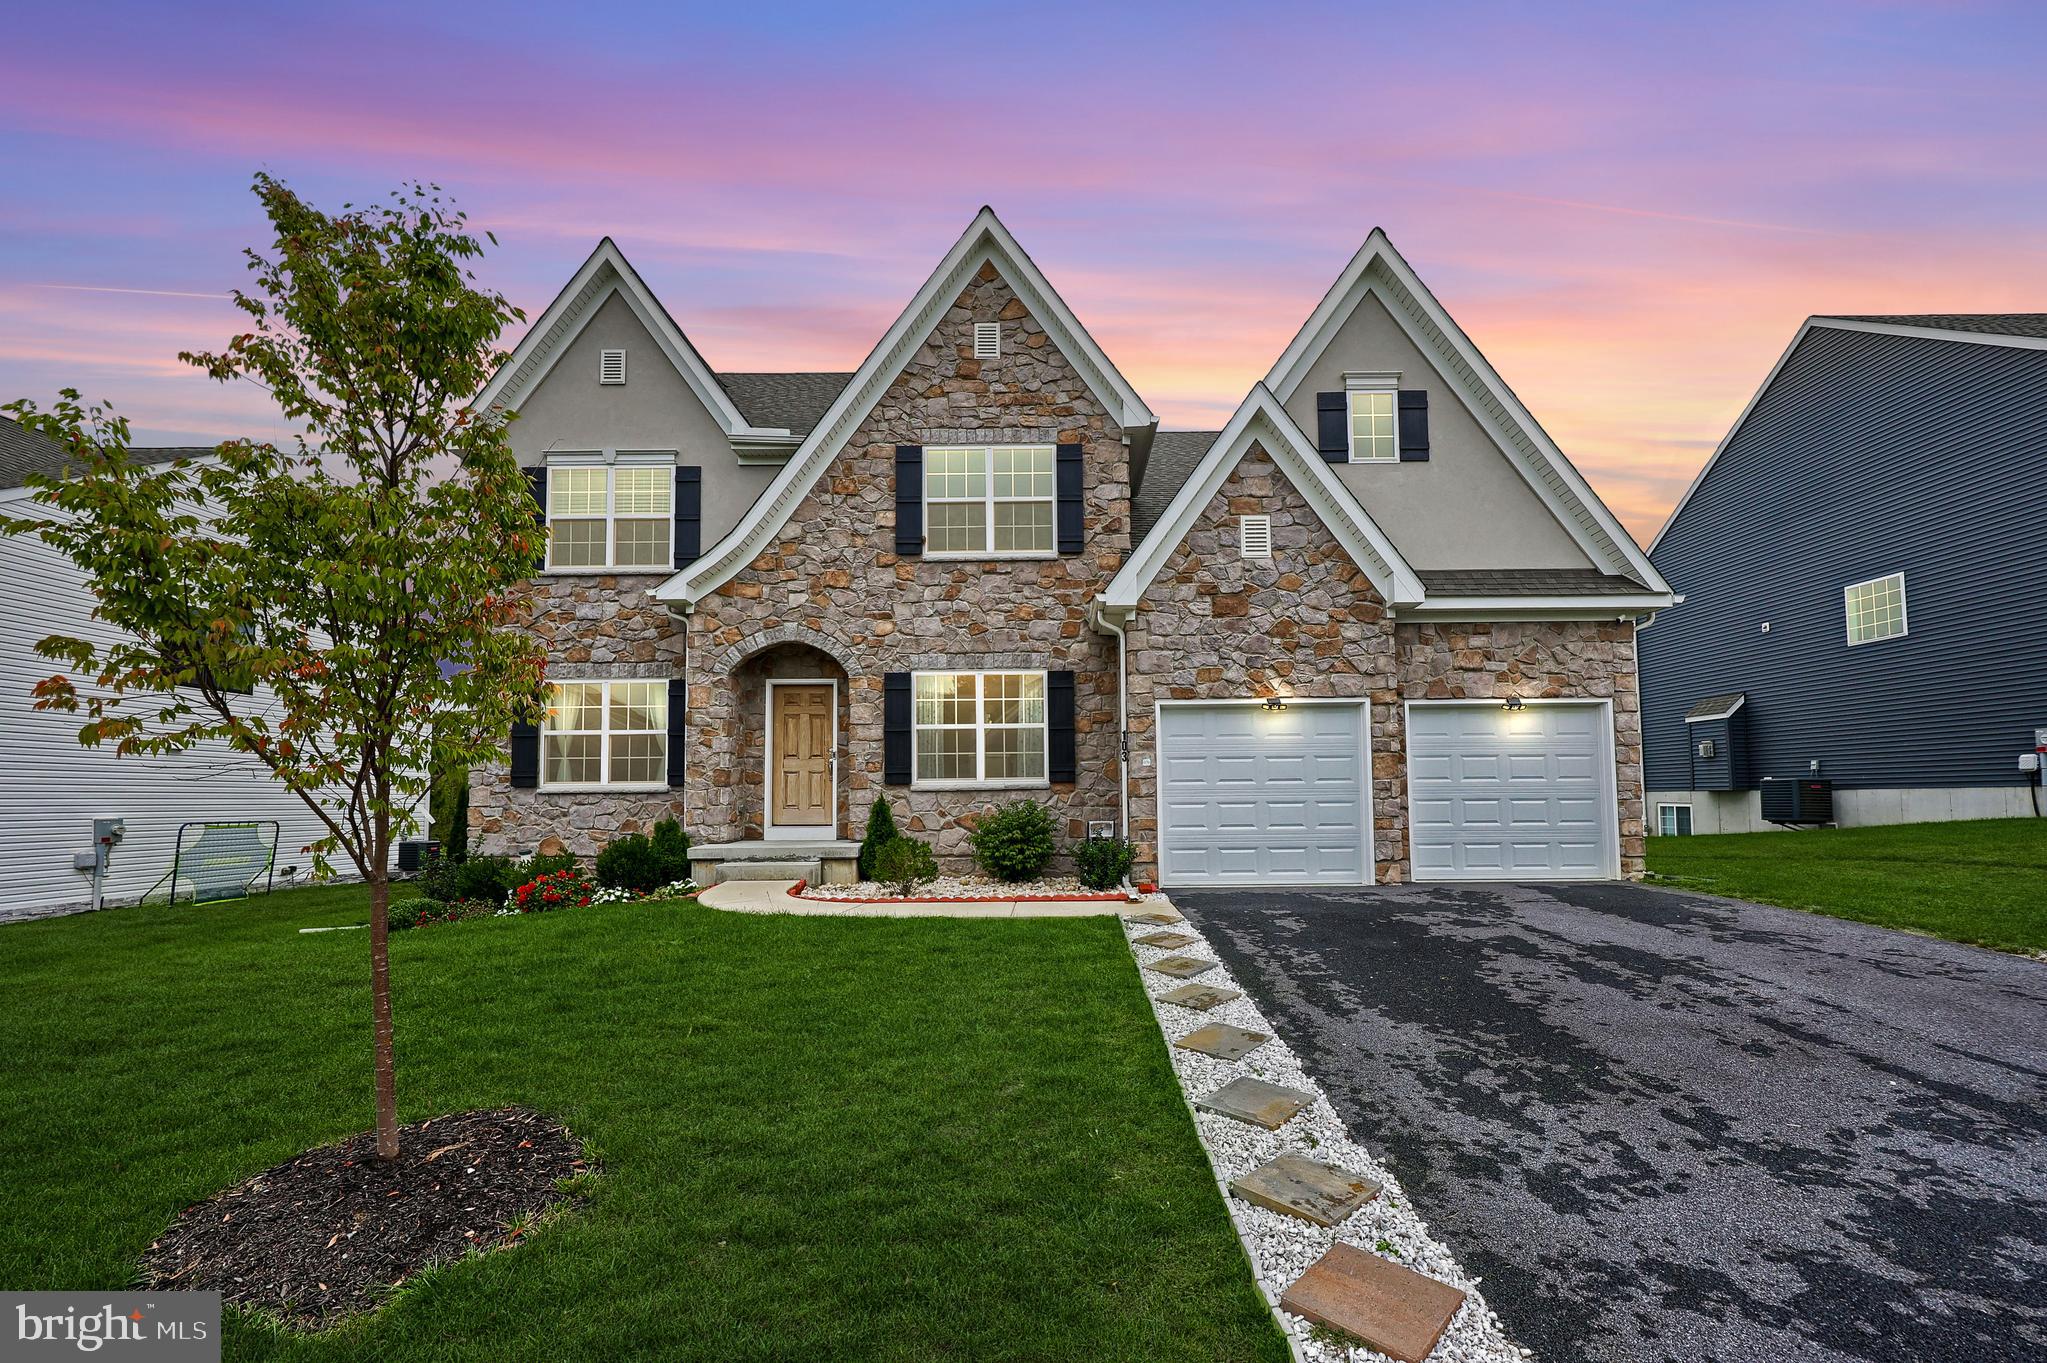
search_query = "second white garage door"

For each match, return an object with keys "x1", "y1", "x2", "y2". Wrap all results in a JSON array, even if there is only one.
[
  {"x1": 1407, "y1": 701, "x2": 1617, "y2": 881},
  {"x1": 1157, "y1": 702, "x2": 1369, "y2": 887}
]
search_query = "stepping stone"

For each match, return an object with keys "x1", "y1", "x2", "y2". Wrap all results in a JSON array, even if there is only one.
[
  {"x1": 1157, "y1": 983, "x2": 1241, "y2": 1011},
  {"x1": 1194, "y1": 1076, "x2": 1313, "y2": 1129},
  {"x1": 1279, "y1": 1242, "x2": 1466, "y2": 1363},
  {"x1": 1126, "y1": 909, "x2": 1183, "y2": 925},
  {"x1": 1133, "y1": 929, "x2": 1198, "y2": 949},
  {"x1": 1175, "y1": 1022, "x2": 1271, "y2": 1062},
  {"x1": 1229, "y1": 1153, "x2": 1380, "y2": 1226},
  {"x1": 1146, "y1": 955, "x2": 1216, "y2": 979}
]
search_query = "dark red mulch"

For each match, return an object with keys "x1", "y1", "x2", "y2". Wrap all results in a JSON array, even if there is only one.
[{"x1": 141, "y1": 1106, "x2": 591, "y2": 1327}]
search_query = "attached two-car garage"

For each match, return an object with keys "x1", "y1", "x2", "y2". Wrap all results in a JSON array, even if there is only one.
[{"x1": 1154, "y1": 699, "x2": 1619, "y2": 887}]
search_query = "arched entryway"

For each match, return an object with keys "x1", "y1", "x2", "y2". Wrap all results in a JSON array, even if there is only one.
[{"x1": 729, "y1": 641, "x2": 850, "y2": 841}]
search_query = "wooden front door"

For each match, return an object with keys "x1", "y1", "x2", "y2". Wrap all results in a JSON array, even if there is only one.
[{"x1": 770, "y1": 684, "x2": 834, "y2": 829}]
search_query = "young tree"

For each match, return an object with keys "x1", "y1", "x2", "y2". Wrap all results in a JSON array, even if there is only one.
[{"x1": 2, "y1": 176, "x2": 547, "y2": 1160}]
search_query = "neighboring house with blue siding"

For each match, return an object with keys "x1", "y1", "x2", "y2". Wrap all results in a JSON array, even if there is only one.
[{"x1": 1640, "y1": 314, "x2": 2047, "y2": 834}]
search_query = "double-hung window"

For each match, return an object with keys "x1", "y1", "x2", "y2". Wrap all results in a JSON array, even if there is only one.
[
  {"x1": 924, "y1": 445, "x2": 1056, "y2": 555},
  {"x1": 542, "y1": 679, "x2": 667, "y2": 788},
  {"x1": 1844, "y1": 572, "x2": 1906, "y2": 645},
  {"x1": 913, "y1": 671, "x2": 1047, "y2": 784},
  {"x1": 1347, "y1": 390, "x2": 1397, "y2": 462},
  {"x1": 546, "y1": 457, "x2": 672, "y2": 569}
]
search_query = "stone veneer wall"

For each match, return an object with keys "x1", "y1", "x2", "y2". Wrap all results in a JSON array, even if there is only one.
[
  {"x1": 686, "y1": 262, "x2": 1127, "y2": 868},
  {"x1": 1123, "y1": 442, "x2": 1644, "y2": 883},
  {"x1": 468, "y1": 574, "x2": 685, "y2": 859}
]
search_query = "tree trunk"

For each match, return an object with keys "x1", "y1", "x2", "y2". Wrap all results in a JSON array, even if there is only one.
[{"x1": 368, "y1": 868, "x2": 400, "y2": 1160}]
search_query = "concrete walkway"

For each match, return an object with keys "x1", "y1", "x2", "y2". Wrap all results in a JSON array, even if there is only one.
[{"x1": 697, "y1": 879, "x2": 1130, "y2": 918}]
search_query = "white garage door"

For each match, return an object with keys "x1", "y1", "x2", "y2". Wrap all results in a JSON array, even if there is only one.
[
  {"x1": 1157, "y1": 703, "x2": 1368, "y2": 887},
  {"x1": 1407, "y1": 702, "x2": 1617, "y2": 881}
]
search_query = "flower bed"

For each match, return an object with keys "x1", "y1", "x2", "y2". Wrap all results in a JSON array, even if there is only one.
[{"x1": 797, "y1": 874, "x2": 1128, "y2": 904}]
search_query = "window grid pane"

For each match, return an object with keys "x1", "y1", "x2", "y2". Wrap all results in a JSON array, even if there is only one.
[
  {"x1": 545, "y1": 680, "x2": 668, "y2": 787},
  {"x1": 613, "y1": 517, "x2": 671, "y2": 567},
  {"x1": 612, "y1": 467, "x2": 672, "y2": 515},
  {"x1": 549, "y1": 518, "x2": 606, "y2": 568},
  {"x1": 548, "y1": 467, "x2": 608, "y2": 517},
  {"x1": 993, "y1": 501, "x2": 1053, "y2": 552},
  {"x1": 1349, "y1": 391, "x2": 1396, "y2": 461},
  {"x1": 1845, "y1": 574, "x2": 1905, "y2": 644},
  {"x1": 927, "y1": 502, "x2": 987, "y2": 554}
]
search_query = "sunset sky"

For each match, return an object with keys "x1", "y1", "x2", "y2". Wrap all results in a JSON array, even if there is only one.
[{"x1": 2, "y1": 1, "x2": 2042, "y2": 542}]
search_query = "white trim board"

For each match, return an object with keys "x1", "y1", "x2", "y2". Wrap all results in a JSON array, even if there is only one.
[
  {"x1": 1264, "y1": 228, "x2": 1668, "y2": 594},
  {"x1": 1100, "y1": 383, "x2": 1425, "y2": 612},
  {"x1": 657, "y1": 207, "x2": 1156, "y2": 607}
]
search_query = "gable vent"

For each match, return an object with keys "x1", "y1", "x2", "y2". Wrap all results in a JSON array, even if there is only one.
[
  {"x1": 1239, "y1": 514, "x2": 1272, "y2": 559},
  {"x1": 973, "y1": 322, "x2": 1000, "y2": 359},
  {"x1": 599, "y1": 349, "x2": 627, "y2": 385}
]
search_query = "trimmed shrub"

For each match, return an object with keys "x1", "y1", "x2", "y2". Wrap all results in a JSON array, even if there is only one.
[
  {"x1": 596, "y1": 833, "x2": 665, "y2": 894},
  {"x1": 649, "y1": 817, "x2": 692, "y2": 884},
  {"x1": 453, "y1": 854, "x2": 519, "y2": 906},
  {"x1": 416, "y1": 850, "x2": 464, "y2": 905},
  {"x1": 969, "y1": 800, "x2": 1056, "y2": 882},
  {"x1": 389, "y1": 898, "x2": 425, "y2": 931},
  {"x1": 873, "y1": 836, "x2": 939, "y2": 898},
  {"x1": 519, "y1": 850, "x2": 579, "y2": 884},
  {"x1": 1074, "y1": 836, "x2": 1135, "y2": 891},
  {"x1": 858, "y1": 797, "x2": 900, "y2": 881}
]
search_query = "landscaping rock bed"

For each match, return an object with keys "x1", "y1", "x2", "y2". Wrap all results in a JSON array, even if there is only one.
[
  {"x1": 141, "y1": 1106, "x2": 591, "y2": 1327},
  {"x1": 798, "y1": 874, "x2": 1123, "y2": 903},
  {"x1": 1124, "y1": 901, "x2": 1527, "y2": 1363}
]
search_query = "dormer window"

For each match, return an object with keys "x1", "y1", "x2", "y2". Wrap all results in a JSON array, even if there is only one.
[{"x1": 599, "y1": 349, "x2": 627, "y2": 385}]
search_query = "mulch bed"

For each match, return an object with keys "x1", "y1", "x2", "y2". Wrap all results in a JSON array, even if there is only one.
[{"x1": 141, "y1": 1106, "x2": 591, "y2": 1327}]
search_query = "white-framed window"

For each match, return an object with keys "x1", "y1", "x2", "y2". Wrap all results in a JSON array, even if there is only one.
[
  {"x1": 1239, "y1": 514, "x2": 1272, "y2": 559},
  {"x1": 1844, "y1": 572, "x2": 1906, "y2": 645},
  {"x1": 1656, "y1": 803, "x2": 1694, "y2": 837},
  {"x1": 913, "y1": 670, "x2": 1047, "y2": 784},
  {"x1": 546, "y1": 457, "x2": 672, "y2": 570},
  {"x1": 542, "y1": 679, "x2": 668, "y2": 789},
  {"x1": 1348, "y1": 390, "x2": 1397, "y2": 462},
  {"x1": 923, "y1": 445, "x2": 1056, "y2": 556}
]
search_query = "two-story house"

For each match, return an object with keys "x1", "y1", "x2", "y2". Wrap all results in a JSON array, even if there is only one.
[
  {"x1": 1642, "y1": 314, "x2": 2047, "y2": 834},
  {"x1": 468, "y1": 210, "x2": 1673, "y2": 887}
]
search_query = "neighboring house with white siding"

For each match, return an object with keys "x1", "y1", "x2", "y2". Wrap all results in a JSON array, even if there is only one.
[{"x1": 0, "y1": 415, "x2": 338, "y2": 919}]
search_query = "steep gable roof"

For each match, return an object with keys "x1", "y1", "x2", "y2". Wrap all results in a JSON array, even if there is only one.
[
  {"x1": 657, "y1": 208, "x2": 1157, "y2": 605},
  {"x1": 1264, "y1": 229, "x2": 1667, "y2": 594},
  {"x1": 1133, "y1": 430, "x2": 1220, "y2": 543},
  {"x1": 716, "y1": 372, "x2": 854, "y2": 438},
  {"x1": 1817, "y1": 313, "x2": 2047, "y2": 341},
  {"x1": 1102, "y1": 384, "x2": 1425, "y2": 612},
  {"x1": 474, "y1": 238, "x2": 792, "y2": 440}
]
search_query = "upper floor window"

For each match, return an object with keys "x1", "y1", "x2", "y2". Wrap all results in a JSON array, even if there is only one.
[
  {"x1": 924, "y1": 445, "x2": 1055, "y2": 556},
  {"x1": 547, "y1": 459, "x2": 671, "y2": 570},
  {"x1": 1348, "y1": 390, "x2": 1397, "y2": 463},
  {"x1": 913, "y1": 671, "x2": 1046, "y2": 784},
  {"x1": 543, "y1": 679, "x2": 667, "y2": 788},
  {"x1": 1844, "y1": 572, "x2": 1906, "y2": 645}
]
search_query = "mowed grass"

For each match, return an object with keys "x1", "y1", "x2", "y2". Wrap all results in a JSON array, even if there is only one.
[
  {"x1": 0, "y1": 884, "x2": 1285, "y2": 1363},
  {"x1": 1646, "y1": 816, "x2": 2047, "y2": 953}
]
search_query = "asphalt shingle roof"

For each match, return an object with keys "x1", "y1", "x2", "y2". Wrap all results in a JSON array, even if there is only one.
[
  {"x1": 1132, "y1": 429, "x2": 1220, "y2": 545},
  {"x1": 1, "y1": 415, "x2": 207, "y2": 491},
  {"x1": 1684, "y1": 692, "x2": 1747, "y2": 722},
  {"x1": 1415, "y1": 568, "x2": 1650, "y2": 596},
  {"x1": 1820, "y1": 314, "x2": 2047, "y2": 340},
  {"x1": 716, "y1": 372, "x2": 854, "y2": 438}
]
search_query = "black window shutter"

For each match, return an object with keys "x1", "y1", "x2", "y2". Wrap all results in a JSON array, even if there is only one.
[
  {"x1": 1055, "y1": 443, "x2": 1085, "y2": 554},
  {"x1": 673, "y1": 467, "x2": 702, "y2": 567},
  {"x1": 666, "y1": 678, "x2": 687, "y2": 786},
  {"x1": 893, "y1": 445, "x2": 924, "y2": 556},
  {"x1": 1047, "y1": 671, "x2": 1077, "y2": 783},
  {"x1": 525, "y1": 465, "x2": 549, "y2": 571},
  {"x1": 509, "y1": 720, "x2": 540, "y2": 788},
  {"x1": 883, "y1": 673, "x2": 913, "y2": 784},
  {"x1": 1315, "y1": 392, "x2": 1348, "y2": 463},
  {"x1": 1398, "y1": 390, "x2": 1430, "y2": 462}
]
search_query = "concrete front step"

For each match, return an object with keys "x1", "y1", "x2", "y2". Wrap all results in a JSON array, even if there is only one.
[
  {"x1": 689, "y1": 839, "x2": 861, "y2": 887},
  {"x1": 715, "y1": 859, "x2": 820, "y2": 882},
  {"x1": 1230, "y1": 1153, "x2": 1380, "y2": 1227},
  {"x1": 1280, "y1": 1242, "x2": 1467, "y2": 1363}
]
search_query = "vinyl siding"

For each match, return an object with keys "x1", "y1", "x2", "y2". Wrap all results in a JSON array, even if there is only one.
[
  {"x1": 1642, "y1": 326, "x2": 2047, "y2": 792},
  {"x1": 1, "y1": 493, "x2": 374, "y2": 917}
]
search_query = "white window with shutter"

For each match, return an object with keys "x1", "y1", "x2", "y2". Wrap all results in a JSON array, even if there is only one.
[
  {"x1": 1239, "y1": 514, "x2": 1272, "y2": 559},
  {"x1": 545, "y1": 454, "x2": 672, "y2": 570},
  {"x1": 974, "y1": 322, "x2": 1000, "y2": 359},
  {"x1": 599, "y1": 349, "x2": 627, "y2": 385}
]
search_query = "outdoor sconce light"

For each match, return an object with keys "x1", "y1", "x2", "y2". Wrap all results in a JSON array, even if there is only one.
[
  {"x1": 1261, "y1": 695, "x2": 1287, "y2": 712},
  {"x1": 1501, "y1": 696, "x2": 1526, "y2": 712}
]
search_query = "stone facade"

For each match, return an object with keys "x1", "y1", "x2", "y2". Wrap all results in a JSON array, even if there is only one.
[
  {"x1": 1123, "y1": 442, "x2": 1644, "y2": 883},
  {"x1": 684, "y1": 262, "x2": 1127, "y2": 868},
  {"x1": 469, "y1": 574, "x2": 685, "y2": 859}
]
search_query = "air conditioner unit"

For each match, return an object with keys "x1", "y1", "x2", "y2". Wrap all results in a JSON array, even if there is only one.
[{"x1": 1760, "y1": 777, "x2": 1833, "y2": 825}]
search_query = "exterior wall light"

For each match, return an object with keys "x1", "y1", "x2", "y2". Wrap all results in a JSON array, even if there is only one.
[
  {"x1": 1262, "y1": 695, "x2": 1288, "y2": 711},
  {"x1": 1501, "y1": 696, "x2": 1526, "y2": 712}
]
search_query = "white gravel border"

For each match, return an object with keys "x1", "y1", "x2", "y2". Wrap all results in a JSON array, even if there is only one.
[{"x1": 1125, "y1": 895, "x2": 1530, "y2": 1363}]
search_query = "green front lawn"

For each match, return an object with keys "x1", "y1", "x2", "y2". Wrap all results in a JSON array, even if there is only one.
[
  {"x1": 1646, "y1": 816, "x2": 2047, "y2": 953},
  {"x1": 0, "y1": 885, "x2": 1284, "y2": 1362}
]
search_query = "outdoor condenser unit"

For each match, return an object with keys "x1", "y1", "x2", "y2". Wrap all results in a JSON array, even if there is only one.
[{"x1": 1760, "y1": 777, "x2": 1833, "y2": 825}]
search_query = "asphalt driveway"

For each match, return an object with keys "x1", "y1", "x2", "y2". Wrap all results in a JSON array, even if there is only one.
[{"x1": 1172, "y1": 882, "x2": 2047, "y2": 1363}]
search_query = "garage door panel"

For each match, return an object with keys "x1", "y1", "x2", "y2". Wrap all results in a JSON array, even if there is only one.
[
  {"x1": 1408, "y1": 703, "x2": 1615, "y2": 882},
  {"x1": 1158, "y1": 703, "x2": 1368, "y2": 887}
]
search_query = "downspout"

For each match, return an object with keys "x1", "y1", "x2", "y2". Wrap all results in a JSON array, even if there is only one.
[{"x1": 1089, "y1": 600, "x2": 1131, "y2": 845}]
